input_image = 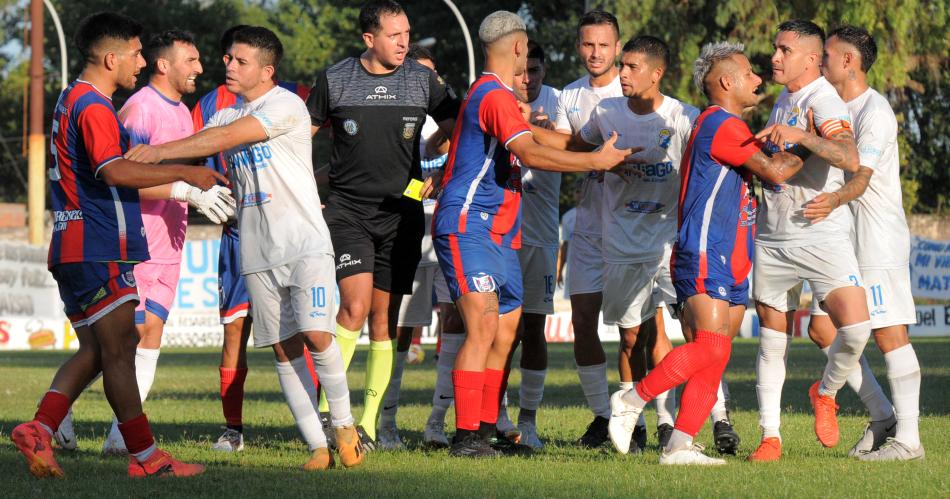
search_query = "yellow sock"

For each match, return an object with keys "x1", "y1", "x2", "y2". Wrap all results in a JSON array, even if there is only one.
[
  {"x1": 318, "y1": 323, "x2": 361, "y2": 413},
  {"x1": 358, "y1": 339, "x2": 395, "y2": 440}
]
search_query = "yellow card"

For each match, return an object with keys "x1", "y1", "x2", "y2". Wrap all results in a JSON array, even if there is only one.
[{"x1": 403, "y1": 178, "x2": 424, "y2": 201}]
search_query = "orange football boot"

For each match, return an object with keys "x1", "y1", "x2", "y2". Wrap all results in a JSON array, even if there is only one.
[
  {"x1": 11, "y1": 421, "x2": 65, "y2": 479},
  {"x1": 809, "y1": 380, "x2": 840, "y2": 447},
  {"x1": 748, "y1": 436, "x2": 782, "y2": 462}
]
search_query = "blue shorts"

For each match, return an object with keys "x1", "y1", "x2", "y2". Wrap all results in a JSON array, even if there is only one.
[
  {"x1": 50, "y1": 262, "x2": 140, "y2": 328},
  {"x1": 674, "y1": 277, "x2": 749, "y2": 307},
  {"x1": 218, "y1": 227, "x2": 251, "y2": 324},
  {"x1": 433, "y1": 233, "x2": 523, "y2": 314}
]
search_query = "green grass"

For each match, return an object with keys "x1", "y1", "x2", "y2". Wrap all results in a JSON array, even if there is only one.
[{"x1": 2, "y1": 339, "x2": 949, "y2": 498}]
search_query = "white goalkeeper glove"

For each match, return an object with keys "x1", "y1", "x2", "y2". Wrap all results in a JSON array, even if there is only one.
[{"x1": 171, "y1": 182, "x2": 237, "y2": 224}]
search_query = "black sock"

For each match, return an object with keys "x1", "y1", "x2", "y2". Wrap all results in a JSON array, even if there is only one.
[
  {"x1": 226, "y1": 424, "x2": 243, "y2": 434},
  {"x1": 477, "y1": 421, "x2": 496, "y2": 441}
]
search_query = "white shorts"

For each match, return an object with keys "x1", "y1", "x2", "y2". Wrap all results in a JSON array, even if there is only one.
[
  {"x1": 753, "y1": 242, "x2": 863, "y2": 313},
  {"x1": 653, "y1": 248, "x2": 675, "y2": 309},
  {"x1": 811, "y1": 266, "x2": 915, "y2": 329},
  {"x1": 602, "y1": 258, "x2": 663, "y2": 328},
  {"x1": 397, "y1": 264, "x2": 437, "y2": 327},
  {"x1": 567, "y1": 233, "x2": 604, "y2": 295},
  {"x1": 245, "y1": 253, "x2": 337, "y2": 348},
  {"x1": 433, "y1": 267, "x2": 451, "y2": 304},
  {"x1": 519, "y1": 244, "x2": 557, "y2": 315}
]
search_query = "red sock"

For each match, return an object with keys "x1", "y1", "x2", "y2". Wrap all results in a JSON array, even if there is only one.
[
  {"x1": 436, "y1": 334, "x2": 442, "y2": 355},
  {"x1": 303, "y1": 346, "x2": 320, "y2": 393},
  {"x1": 453, "y1": 370, "x2": 485, "y2": 431},
  {"x1": 674, "y1": 334, "x2": 732, "y2": 435},
  {"x1": 637, "y1": 330, "x2": 731, "y2": 401},
  {"x1": 480, "y1": 368, "x2": 505, "y2": 425},
  {"x1": 34, "y1": 390, "x2": 71, "y2": 435},
  {"x1": 118, "y1": 413, "x2": 155, "y2": 455},
  {"x1": 220, "y1": 367, "x2": 248, "y2": 427}
]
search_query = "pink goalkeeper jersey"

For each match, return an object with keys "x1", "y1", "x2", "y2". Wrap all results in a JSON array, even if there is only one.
[{"x1": 118, "y1": 84, "x2": 195, "y2": 263}]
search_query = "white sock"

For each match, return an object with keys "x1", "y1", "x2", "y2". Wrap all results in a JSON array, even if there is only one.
[
  {"x1": 620, "y1": 383, "x2": 650, "y2": 412},
  {"x1": 430, "y1": 333, "x2": 463, "y2": 422},
  {"x1": 135, "y1": 347, "x2": 160, "y2": 402},
  {"x1": 577, "y1": 362, "x2": 610, "y2": 418},
  {"x1": 756, "y1": 327, "x2": 791, "y2": 439},
  {"x1": 311, "y1": 340, "x2": 354, "y2": 428},
  {"x1": 518, "y1": 368, "x2": 546, "y2": 412},
  {"x1": 821, "y1": 346, "x2": 893, "y2": 421},
  {"x1": 820, "y1": 321, "x2": 872, "y2": 397},
  {"x1": 380, "y1": 350, "x2": 408, "y2": 426},
  {"x1": 665, "y1": 428, "x2": 693, "y2": 452},
  {"x1": 654, "y1": 387, "x2": 677, "y2": 427},
  {"x1": 105, "y1": 348, "x2": 161, "y2": 448},
  {"x1": 276, "y1": 358, "x2": 327, "y2": 451},
  {"x1": 710, "y1": 380, "x2": 729, "y2": 422},
  {"x1": 131, "y1": 443, "x2": 157, "y2": 461},
  {"x1": 884, "y1": 344, "x2": 921, "y2": 449}
]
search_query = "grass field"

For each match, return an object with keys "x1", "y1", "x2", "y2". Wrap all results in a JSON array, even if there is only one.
[{"x1": 2, "y1": 339, "x2": 949, "y2": 498}]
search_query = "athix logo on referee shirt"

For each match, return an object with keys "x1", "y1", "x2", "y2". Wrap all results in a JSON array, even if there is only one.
[{"x1": 366, "y1": 85, "x2": 397, "y2": 101}]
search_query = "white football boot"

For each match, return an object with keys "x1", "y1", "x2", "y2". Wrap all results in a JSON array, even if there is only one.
[
  {"x1": 211, "y1": 428, "x2": 245, "y2": 452},
  {"x1": 608, "y1": 390, "x2": 643, "y2": 454},
  {"x1": 54, "y1": 408, "x2": 77, "y2": 451},
  {"x1": 660, "y1": 443, "x2": 727, "y2": 466}
]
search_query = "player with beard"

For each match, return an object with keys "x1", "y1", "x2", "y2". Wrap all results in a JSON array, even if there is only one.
[
  {"x1": 608, "y1": 41, "x2": 804, "y2": 465},
  {"x1": 12, "y1": 12, "x2": 220, "y2": 478},
  {"x1": 306, "y1": 0, "x2": 459, "y2": 448},
  {"x1": 552, "y1": 9, "x2": 625, "y2": 449},
  {"x1": 127, "y1": 26, "x2": 364, "y2": 470},
  {"x1": 437, "y1": 10, "x2": 635, "y2": 458},
  {"x1": 749, "y1": 20, "x2": 869, "y2": 461},
  {"x1": 190, "y1": 25, "x2": 318, "y2": 453},
  {"x1": 803, "y1": 25, "x2": 923, "y2": 461}
]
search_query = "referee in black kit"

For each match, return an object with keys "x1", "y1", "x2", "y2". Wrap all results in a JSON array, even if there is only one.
[{"x1": 306, "y1": 0, "x2": 459, "y2": 447}]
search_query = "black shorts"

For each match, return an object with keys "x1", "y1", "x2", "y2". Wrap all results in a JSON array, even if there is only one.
[{"x1": 323, "y1": 196, "x2": 424, "y2": 295}]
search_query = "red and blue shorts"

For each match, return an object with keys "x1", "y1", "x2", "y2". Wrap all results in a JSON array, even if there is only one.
[
  {"x1": 218, "y1": 226, "x2": 251, "y2": 325},
  {"x1": 50, "y1": 261, "x2": 140, "y2": 328},
  {"x1": 434, "y1": 232, "x2": 522, "y2": 314},
  {"x1": 674, "y1": 276, "x2": 750, "y2": 308}
]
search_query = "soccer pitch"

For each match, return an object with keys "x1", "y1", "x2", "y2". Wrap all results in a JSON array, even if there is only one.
[{"x1": 2, "y1": 339, "x2": 948, "y2": 498}]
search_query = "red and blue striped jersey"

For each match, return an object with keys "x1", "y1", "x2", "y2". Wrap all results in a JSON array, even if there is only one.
[
  {"x1": 48, "y1": 80, "x2": 149, "y2": 267},
  {"x1": 671, "y1": 106, "x2": 761, "y2": 287},
  {"x1": 433, "y1": 74, "x2": 530, "y2": 249}
]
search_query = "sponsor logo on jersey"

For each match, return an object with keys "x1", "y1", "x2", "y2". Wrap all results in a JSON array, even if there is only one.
[
  {"x1": 366, "y1": 85, "x2": 397, "y2": 101},
  {"x1": 626, "y1": 201, "x2": 664, "y2": 214},
  {"x1": 52, "y1": 209, "x2": 83, "y2": 232},
  {"x1": 121, "y1": 270, "x2": 136, "y2": 288},
  {"x1": 242, "y1": 191, "x2": 272, "y2": 207},
  {"x1": 309, "y1": 310, "x2": 327, "y2": 318},
  {"x1": 343, "y1": 119, "x2": 359, "y2": 136},
  {"x1": 230, "y1": 144, "x2": 273, "y2": 171},
  {"x1": 658, "y1": 128, "x2": 672, "y2": 149},
  {"x1": 471, "y1": 273, "x2": 496, "y2": 293},
  {"x1": 628, "y1": 161, "x2": 674, "y2": 181}
]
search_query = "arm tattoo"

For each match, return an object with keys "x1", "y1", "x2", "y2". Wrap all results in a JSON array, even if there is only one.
[
  {"x1": 835, "y1": 166, "x2": 873, "y2": 205},
  {"x1": 800, "y1": 131, "x2": 858, "y2": 170}
]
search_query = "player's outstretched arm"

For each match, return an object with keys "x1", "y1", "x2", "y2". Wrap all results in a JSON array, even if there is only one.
[
  {"x1": 742, "y1": 149, "x2": 804, "y2": 185},
  {"x1": 125, "y1": 116, "x2": 269, "y2": 164},
  {"x1": 803, "y1": 165, "x2": 873, "y2": 222},
  {"x1": 99, "y1": 159, "x2": 227, "y2": 191},
  {"x1": 508, "y1": 131, "x2": 639, "y2": 173},
  {"x1": 755, "y1": 110, "x2": 859, "y2": 173}
]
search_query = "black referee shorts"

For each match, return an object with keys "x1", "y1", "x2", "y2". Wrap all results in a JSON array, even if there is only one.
[{"x1": 323, "y1": 196, "x2": 424, "y2": 295}]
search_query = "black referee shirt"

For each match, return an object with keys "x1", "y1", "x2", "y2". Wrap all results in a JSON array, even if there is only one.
[{"x1": 307, "y1": 57, "x2": 459, "y2": 206}]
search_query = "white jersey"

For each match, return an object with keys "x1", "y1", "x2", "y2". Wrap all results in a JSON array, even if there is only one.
[
  {"x1": 207, "y1": 86, "x2": 333, "y2": 274},
  {"x1": 555, "y1": 74, "x2": 623, "y2": 237},
  {"x1": 847, "y1": 87, "x2": 909, "y2": 268},
  {"x1": 419, "y1": 116, "x2": 447, "y2": 266},
  {"x1": 522, "y1": 84, "x2": 562, "y2": 248},
  {"x1": 758, "y1": 76, "x2": 854, "y2": 248},
  {"x1": 581, "y1": 95, "x2": 698, "y2": 264}
]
